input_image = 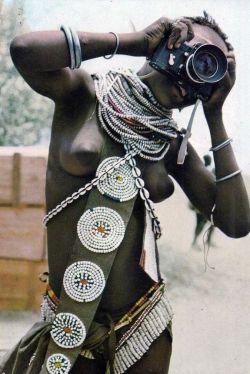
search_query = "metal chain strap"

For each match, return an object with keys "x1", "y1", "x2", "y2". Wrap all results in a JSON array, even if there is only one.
[
  {"x1": 43, "y1": 146, "x2": 161, "y2": 238},
  {"x1": 124, "y1": 144, "x2": 162, "y2": 239},
  {"x1": 43, "y1": 151, "x2": 135, "y2": 227}
]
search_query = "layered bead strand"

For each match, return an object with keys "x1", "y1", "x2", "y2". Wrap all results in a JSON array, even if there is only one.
[{"x1": 94, "y1": 69, "x2": 178, "y2": 161}]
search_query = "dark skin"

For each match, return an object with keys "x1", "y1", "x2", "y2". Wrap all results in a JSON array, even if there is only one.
[{"x1": 10, "y1": 16, "x2": 250, "y2": 373}]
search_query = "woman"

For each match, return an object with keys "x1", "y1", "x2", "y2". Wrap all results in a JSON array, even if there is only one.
[{"x1": 3, "y1": 11, "x2": 250, "y2": 374}]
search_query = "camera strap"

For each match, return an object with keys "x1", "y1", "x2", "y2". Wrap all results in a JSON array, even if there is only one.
[{"x1": 177, "y1": 98, "x2": 201, "y2": 164}]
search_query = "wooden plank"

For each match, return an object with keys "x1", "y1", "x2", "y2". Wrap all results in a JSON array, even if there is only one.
[
  {"x1": 12, "y1": 152, "x2": 21, "y2": 206},
  {"x1": 0, "y1": 155, "x2": 12, "y2": 204},
  {"x1": 0, "y1": 207, "x2": 45, "y2": 260},
  {"x1": 0, "y1": 147, "x2": 48, "y2": 207},
  {"x1": 20, "y1": 155, "x2": 47, "y2": 205},
  {"x1": 0, "y1": 258, "x2": 48, "y2": 311}
]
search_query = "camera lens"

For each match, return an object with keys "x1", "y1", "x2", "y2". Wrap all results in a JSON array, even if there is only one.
[
  {"x1": 194, "y1": 52, "x2": 218, "y2": 79},
  {"x1": 186, "y1": 44, "x2": 227, "y2": 84}
]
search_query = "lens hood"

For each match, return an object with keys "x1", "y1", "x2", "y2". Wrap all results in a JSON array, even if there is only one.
[{"x1": 186, "y1": 44, "x2": 228, "y2": 84}]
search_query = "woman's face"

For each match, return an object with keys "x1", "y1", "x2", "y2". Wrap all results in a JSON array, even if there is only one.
[{"x1": 143, "y1": 24, "x2": 228, "y2": 110}]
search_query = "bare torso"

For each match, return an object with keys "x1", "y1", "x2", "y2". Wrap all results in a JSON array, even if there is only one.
[
  {"x1": 7, "y1": 19, "x2": 250, "y2": 374},
  {"x1": 45, "y1": 81, "x2": 180, "y2": 314}
]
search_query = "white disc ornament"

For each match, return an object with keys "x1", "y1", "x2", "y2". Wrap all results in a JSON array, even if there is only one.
[
  {"x1": 77, "y1": 207, "x2": 125, "y2": 253},
  {"x1": 96, "y1": 156, "x2": 138, "y2": 202},
  {"x1": 46, "y1": 353, "x2": 71, "y2": 374},
  {"x1": 51, "y1": 313, "x2": 86, "y2": 348},
  {"x1": 63, "y1": 261, "x2": 105, "y2": 302}
]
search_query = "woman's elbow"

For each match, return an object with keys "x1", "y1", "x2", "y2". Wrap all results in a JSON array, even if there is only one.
[
  {"x1": 10, "y1": 35, "x2": 29, "y2": 69},
  {"x1": 219, "y1": 220, "x2": 250, "y2": 239}
]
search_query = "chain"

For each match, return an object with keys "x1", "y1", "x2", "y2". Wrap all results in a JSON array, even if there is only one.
[
  {"x1": 43, "y1": 146, "x2": 161, "y2": 238},
  {"x1": 43, "y1": 151, "x2": 135, "y2": 227}
]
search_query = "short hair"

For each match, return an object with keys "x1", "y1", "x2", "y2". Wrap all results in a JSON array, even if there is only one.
[{"x1": 186, "y1": 11, "x2": 233, "y2": 51}]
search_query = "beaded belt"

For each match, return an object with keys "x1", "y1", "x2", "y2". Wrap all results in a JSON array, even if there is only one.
[
  {"x1": 41, "y1": 285, "x2": 59, "y2": 323},
  {"x1": 114, "y1": 285, "x2": 173, "y2": 374},
  {"x1": 41, "y1": 282, "x2": 173, "y2": 373}
]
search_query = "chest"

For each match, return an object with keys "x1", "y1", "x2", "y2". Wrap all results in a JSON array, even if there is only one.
[{"x1": 55, "y1": 117, "x2": 177, "y2": 203}]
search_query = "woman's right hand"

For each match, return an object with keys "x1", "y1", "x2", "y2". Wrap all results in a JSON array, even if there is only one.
[{"x1": 141, "y1": 17, "x2": 194, "y2": 57}]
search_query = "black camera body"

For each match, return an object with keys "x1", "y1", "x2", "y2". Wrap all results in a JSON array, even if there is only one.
[{"x1": 149, "y1": 36, "x2": 227, "y2": 101}]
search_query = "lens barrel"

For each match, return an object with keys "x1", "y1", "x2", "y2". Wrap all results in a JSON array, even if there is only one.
[{"x1": 186, "y1": 44, "x2": 227, "y2": 84}]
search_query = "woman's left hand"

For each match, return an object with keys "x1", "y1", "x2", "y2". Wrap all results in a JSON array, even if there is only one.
[{"x1": 203, "y1": 51, "x2": 236, "y2": 117}]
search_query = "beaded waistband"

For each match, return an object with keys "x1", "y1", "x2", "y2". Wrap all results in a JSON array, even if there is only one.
[
  {"x1": 41, "y1": 282, "x2": 162, "y2": 325},
  {"x1": 114, "y1": 282, "x2": 163, "y2": 331},
  {"x1": 41, "y1": 282, "x2": 173, "y2": 373},
  {"x1": 114, "y1": 286, "x2": 173, "y2": 374},
  {"x1": 41, "y1": 285, "x2": 59, "y2": 323}
]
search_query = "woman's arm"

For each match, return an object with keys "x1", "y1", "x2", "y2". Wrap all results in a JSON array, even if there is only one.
[
  {"x1": 170, "y1": 139, "x2": 250, "y2": 238},
  {"x1": 9, "y1": 17, "x2": 193, "y2": 102},
  {"x1": 169, "y1": 52, "x2": 250, "y2": 238}
]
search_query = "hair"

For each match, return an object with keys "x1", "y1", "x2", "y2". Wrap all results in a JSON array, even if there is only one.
[{"x1": 187, "y1": 10, "x2": 233, "y2": 51}]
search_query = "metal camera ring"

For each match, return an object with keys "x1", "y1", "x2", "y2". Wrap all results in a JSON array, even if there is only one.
[
  {"x1": 185, "y1": 50, "x2": 219, "y2": 84},
  {"x1": 185, "y1": 54, "x2": 204, "y2": 84}
]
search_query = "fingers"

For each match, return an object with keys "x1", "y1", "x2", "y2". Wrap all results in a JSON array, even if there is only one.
[
  {"x1": 181, "y1": 18, "x2": 195, "y2": 41},
  {"x1": 168, "y1": 17, "x2": 194, "y2": 49},
  {"x1": 226, "y1": 51, "x2": 236, "y2": 80}
]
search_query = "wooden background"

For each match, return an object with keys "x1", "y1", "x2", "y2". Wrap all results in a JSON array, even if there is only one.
[{"x1": 0, "y1": 147, "x2": 48, "y2": 310}]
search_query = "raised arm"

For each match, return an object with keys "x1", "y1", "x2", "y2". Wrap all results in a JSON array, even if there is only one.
[
  {"x1": 9, "y1": 17, "x2": 193, "y2": 102},
  {"x1": 169, "y1": 52, "x2": 250, "y2": 238}
]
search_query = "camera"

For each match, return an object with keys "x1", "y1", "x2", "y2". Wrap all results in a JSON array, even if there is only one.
[{"x1": 149, "y1": 36, "x2": 228, "y2": 101}]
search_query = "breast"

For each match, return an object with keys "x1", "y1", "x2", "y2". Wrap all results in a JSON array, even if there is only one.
[
  {"x1": 141, "y1": 160, "x2": 175, "y2": 203},
  {"x1": 58, "y1": 121, "x2": 174, "y2": 202},
  {"x1": 59, "y1": 120, "x2": 103, "y2": 177}
]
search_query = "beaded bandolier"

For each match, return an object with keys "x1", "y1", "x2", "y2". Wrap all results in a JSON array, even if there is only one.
[
  {"x1": 0, "y1": 69, "x2": 175, "y2": 374},
  {"x1": 42, "y1": 70, "x2": 177, "y2": 374},
  {"x1": 42, "y1": 135, "x2": 141, "y2": 374}
]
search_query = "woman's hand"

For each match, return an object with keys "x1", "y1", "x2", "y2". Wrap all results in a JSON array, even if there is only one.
[
  {"x1": 141, "y1": 17, "x2": 194, "y2": 57},
  {"x1": 203, "y1": 52, "x2": 236, "y2": 118}
]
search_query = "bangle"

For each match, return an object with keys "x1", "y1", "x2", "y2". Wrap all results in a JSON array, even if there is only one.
[
  {"x1": 60, "y1": 25, "x2": 82, "y2": 69},
  {"x1": 104, "y1": 32, "x2": 119, "y2": 59},
  {"x1": 60, "y1": 25, "x2": 75, "y2": 69},
  {"x1": 209, "y1": 138, "x2": 233, "y2": 152},
  {"x1": 70, "y1": 27, "x2": 82, "y2": 68},
  {"x1": 216, "y1": 169, "x2": 241, "y2": 183}
]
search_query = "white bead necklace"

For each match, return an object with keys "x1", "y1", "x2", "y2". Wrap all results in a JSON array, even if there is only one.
[{"x1": 94, "y1": 69, "x2": 178, "y2": 161}]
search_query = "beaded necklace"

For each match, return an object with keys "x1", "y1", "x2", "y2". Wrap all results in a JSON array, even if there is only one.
[
  {"x1": 94, "y1": 69, "x2": 179, "y2": 161},
  {"x1": 44, "y1": 69, "x2": 177, "y2": 231}
]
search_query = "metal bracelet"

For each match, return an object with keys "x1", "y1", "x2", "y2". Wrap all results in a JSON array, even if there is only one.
[
  {"x1": 104, "y1": 32, "x2": 119, "y2": 59},
  {"x1": 216, "y1": 169, "x2": 241, "y2": 183},
  {"x1": 70, "y1": 27, "x2": 82, "y2": 68},
  {"x1": 209, "y1": 138, "x2": 233, "y2": 152},
  {"x1": 60, "y1": 25, "x2": 76, "y2": 69}
]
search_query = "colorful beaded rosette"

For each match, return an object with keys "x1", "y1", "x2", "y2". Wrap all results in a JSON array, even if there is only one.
[
  {"x1": 51, "y1": 313, "x2": 86, "y2": 348},
  {"x1": 63, "y1": 261, "x2": 106, "y2": 302},
  {"x1": 46, "y1": 353, "x2": 71, "y2": 374},
  {"x1": 77, "y1": 206, "x2": 125, "y2": 253},
  {"x1": 97, "y1": 156, "x2": 138, "y2": 202}
]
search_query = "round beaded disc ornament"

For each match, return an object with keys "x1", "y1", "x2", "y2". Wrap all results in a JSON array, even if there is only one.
[
  {"x1": 77, "y1": 207, "x2": 125, "y2": 253},
  {"x1": 96, "y1": 156, "x2": 138, "y2": 202},
  {"x1": 63, "y1": 261, "x2": 105, "y2": 302},
  {"x1": 46, "y1": 353, "x2": 71, "y2": 374},
  {"x1": 51, "y1": 313, "x2": 86, "y2": 348}
]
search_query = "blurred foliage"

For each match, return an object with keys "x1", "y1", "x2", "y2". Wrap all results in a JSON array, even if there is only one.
[{"x1": 0, "y1": 0, "x2": 53, "y2": 146}]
